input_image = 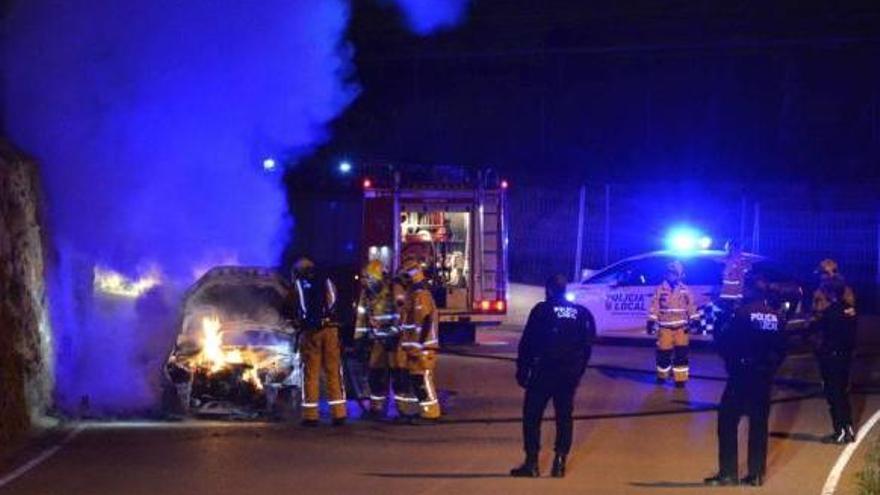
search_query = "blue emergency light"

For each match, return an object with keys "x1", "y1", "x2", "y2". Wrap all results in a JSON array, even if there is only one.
[
  {"x1": 262, "y1": 158, "x2": 276, "y2": 171},
  {"x1": 665, "y1": 226, "x2": 712, "y2": 253},
  {"x1": 339, "y1": 161, "x2": 352, "y2": 174}
]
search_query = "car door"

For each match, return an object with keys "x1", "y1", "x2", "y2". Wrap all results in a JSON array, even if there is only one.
[{"x1": 599, "y1": 256, "x2": 671, "y2": 336}]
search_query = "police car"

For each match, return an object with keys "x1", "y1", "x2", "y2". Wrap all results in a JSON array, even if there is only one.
[{"x1": 566, "y1": 250, "x2": 805, "y2": 339}]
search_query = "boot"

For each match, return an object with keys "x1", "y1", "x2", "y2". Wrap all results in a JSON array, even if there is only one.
[
  {"x1": 822, "y1": 428, "x2": 847, "y2": 445},
  {"x1": 331, "y1": 417, "x2": 347, "y2": 427},
  {"x1": 551, "y1": 454, "x2": 566, "y2": 478},
  {"x1": 300, "y1": 419, "x2": 319, "y2": 428},
  {"x1": 510, "y1": 454, "x2": 540, "y2": 478},
  {"x1": 704, "y1": 473, "x2": 738, "y2": 486},
  {"x1": 844, "y1": 424, "x2": 857, "y2": 443},
  {"x1": 740, "y1": 473, "x2": 764, "y2": 486},
  {"x1": 674, "y1": 381, "x2": 686, "y2": 389}
]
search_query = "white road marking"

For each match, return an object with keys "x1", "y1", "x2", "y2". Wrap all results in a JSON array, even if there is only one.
[
  {"x1": 0, "y1": 424, "x2": 85, "y2": 489},
  {"x1": 820, "y1": 408, "x2": 880, "y2": 495}
]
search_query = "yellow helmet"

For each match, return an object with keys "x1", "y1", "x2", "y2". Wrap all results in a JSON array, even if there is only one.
[{"x1": 363, "y1": 260, "x2": 384, "y2": 282}]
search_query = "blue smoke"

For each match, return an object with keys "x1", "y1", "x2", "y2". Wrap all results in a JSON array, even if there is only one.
[
  {"x1": 387, "y1": 0, "x2": 470, "y2": 34},
  {"x1": 3, "y1": 0, "x2": 358, "y2": 413}
]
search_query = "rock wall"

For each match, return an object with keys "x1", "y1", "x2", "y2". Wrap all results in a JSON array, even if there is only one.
[{"x1": 0, "y1": 140, "x2": 53, "y2": 441}]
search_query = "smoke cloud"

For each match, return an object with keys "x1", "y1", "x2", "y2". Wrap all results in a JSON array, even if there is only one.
[
  {"x1": 3, "y1": 0, "x2": 358, "y2": 413},
  {"x1": 386, "y1": 0, "x2": 470, "y2": 34}
]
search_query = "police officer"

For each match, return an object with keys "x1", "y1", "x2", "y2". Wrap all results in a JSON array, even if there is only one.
[
  {"x1": 353, "y1": 260, "x2": 413, "y2": 418},
  {"x1": 810, "y1": 259, "x2": 858, "y2": 444},
  {"x1": 705, "y1": 271, "x2": 787, "y2": 487},
  {"x1": 398, "y1": 258, "x2": 441, "y2": 421},
  {"x1": 291, "y1": 256, "x2": 347, "y2": 426},
  {"x1": 647, "y1": 261, "x2": 699, "y2": 387},
  {"x1": 511, "y1": 274, "x2": 594, "y2": 478}
]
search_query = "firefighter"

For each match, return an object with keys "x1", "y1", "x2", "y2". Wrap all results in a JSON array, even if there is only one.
[
  {"x1": 291, "y1": 256, "x2": 347, "y2": 426},
  {"x1": 810, "y1": 259, "x2": 858, "y2": 444},
  {"x1": 705, "y1": 271, "x2": 788, "y2": 487},
  {"x1": 511, "y1": 274, "x2": 593, "y2": 478},
  {"x1": 647, "y1": 260, "x2": 699, "y2": 387},
  {"x1": 720, "y1": 239, "x2": 751, "y2": 303},
  {"x1": 353, "y1": 260, "x2": 414, "y2": 418},
  {"x1": 398, "y1": 258, "x2": 441, "y2": 421}
]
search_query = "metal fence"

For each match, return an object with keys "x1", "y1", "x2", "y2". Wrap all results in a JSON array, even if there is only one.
[{"x1": 508, "y1": 182, "x2": 880, "y2": 310}]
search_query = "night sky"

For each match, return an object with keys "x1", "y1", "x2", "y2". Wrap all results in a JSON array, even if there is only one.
[{"x1": 301, "y1": 0, "x2": 880, "y2": 185}]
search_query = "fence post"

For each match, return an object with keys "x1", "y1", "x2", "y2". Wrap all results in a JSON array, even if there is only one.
[
  {"x1": 604, "y1": 184, "x2": 611, "y2": 265},
  {"x1": 752, "y1": 201, "x2": 761, "y2": 254},
  {"x1": 574, "y1": 184, "x2": 586, "y2": 282}
]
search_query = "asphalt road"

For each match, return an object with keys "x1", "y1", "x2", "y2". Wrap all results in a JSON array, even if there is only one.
[{"x1": 3, "y1": 328, "x2": 880, "y2": 495}]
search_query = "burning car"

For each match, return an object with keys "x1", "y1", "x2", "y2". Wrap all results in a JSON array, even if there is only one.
[{"x1": 163, "y1": 266, "x2": 300, "y2": 418}]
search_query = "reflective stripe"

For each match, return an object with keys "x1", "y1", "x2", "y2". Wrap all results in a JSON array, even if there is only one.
[
  {"x1": 328, "y1": 399, "x2": 346, "y2": 405},
  {"x1": 420, "y1": 400, "x2": 439, "y2": 406},
  {"x1": 326, "y1": 279, "x2": 337, "y2": 311},
  {"x1": 673, "y1": 366, "x2": 689, "y2": 372},
  {"x1": 401, "y1": 324, "x2": 418, "y2": 331},
  {"x1": 395, "y1": 396, "x2": 418, "y2": 403},
  {"x1": 423, "y1": 339, "x2": 439, "y2": 347},
  {"x1": 844, "y1": 308, "x2": 857, "y2": 316},
  {"x1": 424, "y1": 371, "x2": 437, "y2": 403},
  {"x1": 355, "y1": 327, "x2": 369, "y2": 334},
  {"x1": 401, "y1": 342, "x2": 424, "y2": 349},
  {"x1": 301, "y1": 403, "x2": 318, "y2": 408},
  {"x1": 689, "y1": 314, "x2": 700, "y2": 320},
  {"x1": 656, "y1": 366, "x2": 672, "y2": 372},
  {"x1": 373, "y1": 314, "x2": 399, "y2": 321},
  {"x1": 369, "y1": 395, "x2": 387, "y2": 402},
  {"x1": 723, "y1": 280, "x2": 741, "y2": 285},
  {"x1": 720, "y1": 294, "x2": 743, "y2": 299},
  {"x1": 647, "y1": 315, "x2": 658, "y2": 320},
  {"x1": 659, "y1": 320, "x2": 687, "y2": 327},
  {"x1": 295, "y1": 280, "x2": 307, "y2": 315},
  {"x1": 660, "y1": 308, "x2": 687, "y2": 313}
]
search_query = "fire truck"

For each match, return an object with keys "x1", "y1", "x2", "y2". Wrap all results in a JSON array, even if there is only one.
[{"x1": 360, "y1": 165, "x2": 509, "y2": 344}]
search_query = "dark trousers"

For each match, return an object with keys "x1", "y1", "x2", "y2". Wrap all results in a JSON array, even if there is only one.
[
  {"x1": 717, "y1": 365, "x2": 774, "y2": 477},
  {"x1": 522, "y1": 370, "x2": 581, "y2": 456},
  {"x1": 818, "y1": 352, "x2": 854, "y2": 431}
]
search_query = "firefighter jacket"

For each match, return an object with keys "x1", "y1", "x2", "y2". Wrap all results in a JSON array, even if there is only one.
[
  {"x1": 292, "y1": 275, "x2": 338, "y2": 331},
  {"x1": 715, "y1": 298, "x2": 787, "y2": 372},
  {"x1": 720, "y1": 254, "x2": 752, "y2": 300},
  {"x1": 517, "y1": 298, "x2": 594, "y2": 377},
  {"x1": 649, "y1": 281, "x2": 698, "y2": 329},
  {"x1": 811, "y1": 278, "x2": 857, "y2": 354},
  {"x1": 399, "y1": 283, "x2": 439, "y2": 353},
  {"x1": 354, "y1": 285, "x2": 401, "y2": 341}
]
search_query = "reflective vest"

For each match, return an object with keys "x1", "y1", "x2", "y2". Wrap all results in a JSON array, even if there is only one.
[
  {"x1": 649, "y1": 281, "x2": 698, "y2": 329},
  {"x1": 720, "y1": 254, "x2": 751, "y2": 300}
]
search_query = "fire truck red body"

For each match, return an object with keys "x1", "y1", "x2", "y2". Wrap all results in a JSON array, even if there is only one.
[{"x1": 361, "y1": 165, "x2": 508, "y2": 344}]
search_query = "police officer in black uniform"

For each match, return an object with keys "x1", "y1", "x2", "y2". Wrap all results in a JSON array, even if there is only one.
[
  {"x1": 704, "y1": 271, "x2": 788, "y2": 487},
  {"x1": 511, "y1": 274, "x2": 594, "y2": 478},
  {"x1": 810, "y1": 259, "x2": 858, "y2": 444}
]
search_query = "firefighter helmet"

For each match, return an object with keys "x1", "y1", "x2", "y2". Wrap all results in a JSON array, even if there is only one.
[
  {"x1": 816, "y1": 258, "x2": 839, "y2": 277},
  {"x1": 666, "y1": 260, "x2": 684, "y2": 277},
  {"x1": 292, "y1": 256, "x2": 316, "y2": 278},
  {"x1": 363, "y1": 260, "x2": 384, "y2": 282}
]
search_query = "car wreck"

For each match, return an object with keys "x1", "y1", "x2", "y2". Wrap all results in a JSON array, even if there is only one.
[{"x1": 163, "y1": 266, "x2": 300, "y2": 419}]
